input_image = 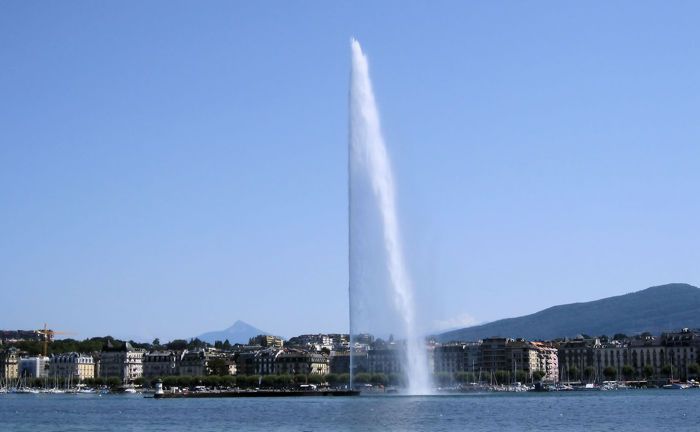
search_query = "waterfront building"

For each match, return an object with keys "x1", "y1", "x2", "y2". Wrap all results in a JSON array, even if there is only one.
[
  {"x1": 99, "y1": 341, "x2": 144, "y2": 383},
  {"x1": 236, "y1": 351, "x2": 257, "y2": 376},
  {"x1": 557, "y1": 337, "x2": 601, "y2": 381},
  {"x1": 558, "y1": 329, "x2": 700, "y2": 382},
  {"x1": 275, "y1": 350, "x2": 329, "y2": 375},
  {"x1": 531, "y1": 342, "x2": 559, "y2": 382},
  {"x1": 507, "y1": 339, "x2": 540, "y2": 379},
  {"x1": 253, "y1": 348, "x2": 283, "y2": 375},
  {"x1": 480, "y1": 337, "x2": 511, "y2": 373},
  {"x1": 0, "y1": 348, "x2": 19, "y2": 381},
  {"x1": 329, "y1": 352, "x2": 351, "y2": 374},
  {"x1": 368, "y1": 348, "x2": 403, "y2": 374},
  {"x1": 179, "y1": 350, "x2": 212, "y2": 376},
  {"x1": 143, "y1": 350, "x2": 183, "y2": 378},
  {"x1": 434, "y1": 343, "x2": 467, "y2": 374},
  {"x1": 49, "y1": 353, "x2": 95, "y2": 381},
  {"x1": 19, "y1": 356, "x2": 49, "y2": 378},
  {"x1": 660, "y1": 328, "x2": 699, "y2": 379},
  {"x1": 462, "y1": 338, "x2": 558, "y2": 382}
]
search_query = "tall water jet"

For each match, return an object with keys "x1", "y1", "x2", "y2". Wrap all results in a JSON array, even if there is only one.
[{"x1": 348, "y1": 39, "x2": 432, "y2": 395}]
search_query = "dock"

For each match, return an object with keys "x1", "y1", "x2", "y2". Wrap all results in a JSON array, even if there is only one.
[{"x1": 154, "y1": 389, "x2": 360, "y2": 398}]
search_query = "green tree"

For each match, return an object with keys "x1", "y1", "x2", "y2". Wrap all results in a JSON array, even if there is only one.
[
  {"x1": 337, "y1": 373, "x2": 350, "y2": 386},
  {"x1": 661, "y1": 364, "x2": 675, "y2": 378},
  {"x1": 307, "y1": 374, "x2": 324, "y2": 385},
  {"x1": 152, "y1": 338, "x2": 160, "y2": 347},
  {"x1": 642, "y1": 365, "x2": 654, "y2": 380},
  {"x1": 388, "y1": 373, "x2": 404, "y2": 387},
  {"x1": 434, "y1": 372, "x2": 452, "y2": 386},
  {"x1": 105, "y1": 377, "x2": 121, "y2": 388},
  {"x1": 167, "y1": 339, "x2": 188, "y2": 350},
  {"x1": 208, "y1": 358, "x2": 229, "y2": 376},
  {"x1": 584, "y1": 367, "x2": 596, "y2": 382},
  {"x1": 603, "y1": 367, "x2": 617, "y2": 381},
  {"x1": 220, "y1": 375, "x2": 235, "y2": 388},
  {"x1": 276, "y1": 374, "x2": 293, "y2": 387},
  {"x1": 261, "y1": 375, "x2": 276, "y2": 388},
  {"x1": 187, "y1": 338, "x2": 208, "y2": 350},
  {"x1": 532, "y1": 370, "x2": 546, "y2": 382},
  {"x1": 687, "y1": 363, "x2": 699, "y2": 377},
  {"x1": 325, "y1": 373, "x2": 339, "y2": 385},
  {"x1": 243, "y1": 375, "x2": 261, "y2": 388},
  {"x1": 454, "y1": 371, "x2": 475, "y2": 384},
  {"x1": 177, "y1": 376, "x2": 194, "y2": 388},
  {"x1": 494, "y1": 370, "x2": 510, "y2": 385},
  {"x1": 370, "y1": 373, "x2": 388, "y2": 386},
  {"x1": 162, "y1": 376, "x2": 178, "y2": 388},
  {"x1": 354, "y1": 372, "x2": 371, "y2": 384},
  {"x1": 568, "y1": 366, "x2": 580, "y2": 381},
  {"x1": 621, "y1": 365, "x2": 635, "y2": 381},
  {"x1": 203, "y1": 375, "x2": 221, "y2": 388}
]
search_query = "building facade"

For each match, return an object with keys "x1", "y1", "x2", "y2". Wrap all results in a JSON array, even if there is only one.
[
  {"x1": 558, "y1": 329, "x2": 700, "y2": 382},
  {"x1": 49, "y1": 353, "x2": 95, "y2": 381},
  {"x1": 19, "y1": 356, "x2": 49, "y2": 378},
  {"x1": 179, "y1": 350, "x2": 211, "y2": 376},
  {"x1": 0, "y1": 349, "x2": 19, "y2": 381},
  {"x1": 275, "y1": 350, "x2": 329, "y2": 375},
  {"x1": 99, "y1": 342, "x2": 144, "y2": 383},
  {"x1": 143, "y1": 350, "x2": 182, "y2": 378},
  {"x1": 367, "y1": 349, "x2": 403, "y2": 374}
]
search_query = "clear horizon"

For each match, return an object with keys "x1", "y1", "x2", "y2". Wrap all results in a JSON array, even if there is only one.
[{"x1": 2, "y1": 2, "x2": 699, "y2": 342}]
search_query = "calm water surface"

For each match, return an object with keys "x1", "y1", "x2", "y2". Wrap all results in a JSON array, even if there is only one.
[{"x1": 1, "y1": 390, "x2": 698, "y2": 431}]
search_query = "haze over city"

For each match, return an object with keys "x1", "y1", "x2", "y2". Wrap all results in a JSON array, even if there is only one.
[{"x1": 2, "y1": 1, "x2": 700, "y2": 342}]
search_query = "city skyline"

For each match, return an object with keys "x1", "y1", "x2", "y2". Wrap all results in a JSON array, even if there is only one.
[{"x1": 2, "y1": 2, "x2": 700, "y2": 341}]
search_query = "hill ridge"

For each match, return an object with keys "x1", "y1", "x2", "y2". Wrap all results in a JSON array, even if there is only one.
[{"x1": 438, "y1": 283, "x2": 700, "y2": 342}]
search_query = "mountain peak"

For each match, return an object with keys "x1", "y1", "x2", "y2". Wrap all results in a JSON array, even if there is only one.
[{"x1": 198, "y1": 320, "x2": 269, "y2": 344}]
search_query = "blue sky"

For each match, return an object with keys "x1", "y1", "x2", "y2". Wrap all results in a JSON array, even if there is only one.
[{"x1": 1, "y1": 1, "x2": 699, "y2": 341}]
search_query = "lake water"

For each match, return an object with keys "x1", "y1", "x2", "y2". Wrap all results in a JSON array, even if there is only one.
[{"x1": 1, "y1": 390, "x2": 698, "y2": 431}]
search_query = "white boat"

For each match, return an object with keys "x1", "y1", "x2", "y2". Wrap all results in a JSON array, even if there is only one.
[
  {"x1": 575, "y1": 383, "x2": 599, "y2": 391},
  {"x1": 662, "y1": 383, "x2": 688, "y2": 389}
]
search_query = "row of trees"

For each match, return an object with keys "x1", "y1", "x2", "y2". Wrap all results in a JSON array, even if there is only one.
[
  {"x1": 566, "y1": 363, "x2": 700, "y2": 382},
  {"x1": 146, "y1": 373, "x2": 340, "y2": 389},
  {"x1": 6, "y1": 337, "x2": 152, "y2": 357},
  {"x1": 18, "y1": 370, "x2": 553, "y2": 390},
  {"x1": 139, "y1": 371, "x2": 547, "y2": 389},
  {"x1": 6, "y1": 336, "x2": 220, "y2": 357}
]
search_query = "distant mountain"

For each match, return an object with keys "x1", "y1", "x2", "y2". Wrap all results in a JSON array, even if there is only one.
[
  {"x1": 438, "y1": 283, "x2": 700, "y2": 342},
  {"x1": 197, "y1": 320, "x2": 268, "y2": 345}
]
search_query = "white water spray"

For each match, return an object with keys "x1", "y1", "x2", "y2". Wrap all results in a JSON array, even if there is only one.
[{"x1": 348, "y1": 39, "x2": 432, "y2": 395}]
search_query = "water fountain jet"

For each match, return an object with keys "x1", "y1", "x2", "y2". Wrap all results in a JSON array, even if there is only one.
[{"x1": 348, "y1": 39, "x2": 432, "y2": 395}]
